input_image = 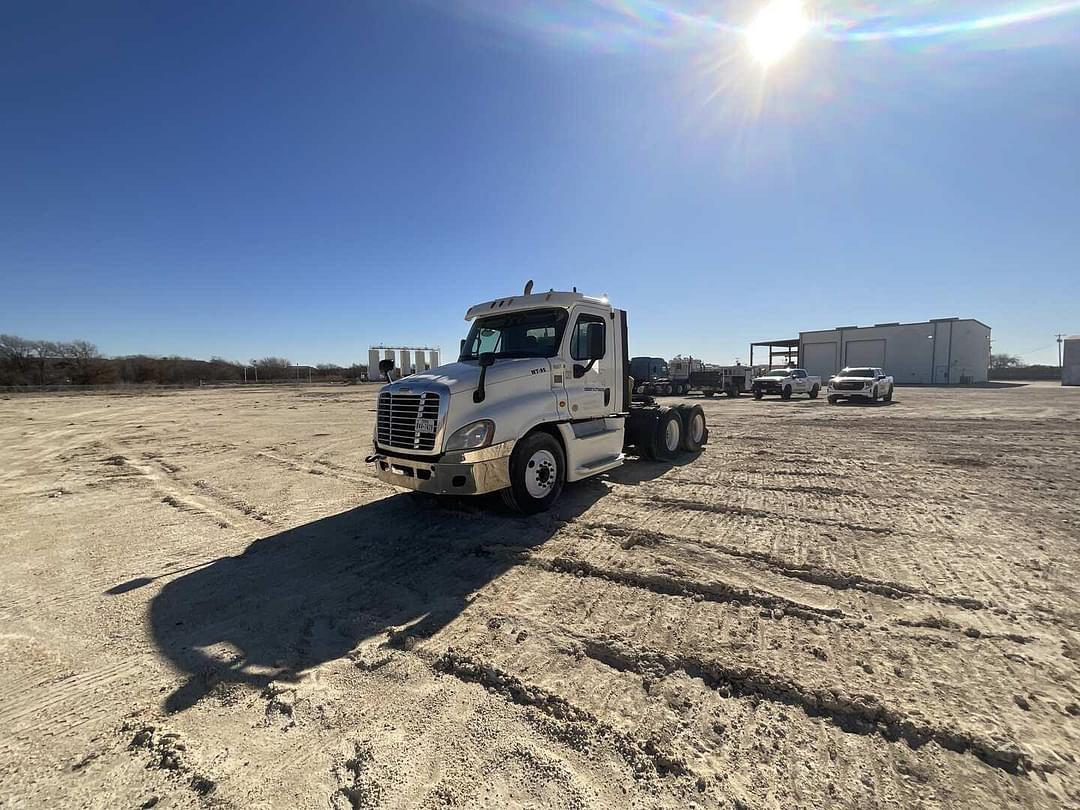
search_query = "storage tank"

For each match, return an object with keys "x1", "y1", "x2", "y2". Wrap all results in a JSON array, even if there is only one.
[
  {"x1": 367, "y1": 349, "x2": 381, "y2": 381},
  {"x1": 428, "y1": 349, "x2": 441, "y2": 370}
]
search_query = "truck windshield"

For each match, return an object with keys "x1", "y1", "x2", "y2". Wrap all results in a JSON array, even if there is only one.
[
  {"x1": 460, "y1": 308, "x2": 568, "y2": 360},
  {"x1": 840, "y1": 368, "x2": 875, "y2": 377},
  {"x1": 765, "y1": 370, "x2": 790, "y2": 377}
]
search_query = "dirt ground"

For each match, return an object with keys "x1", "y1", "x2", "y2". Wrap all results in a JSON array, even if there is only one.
[{"x1": 1, "y1": 382, "x2": 1078, "y2": 809}]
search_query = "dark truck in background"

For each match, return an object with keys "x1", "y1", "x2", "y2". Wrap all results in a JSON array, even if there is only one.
[
  {"x1": 689, "y1": 364, "x2": 757, "y2": 397},
  {"x1": 632, "y1": 355, "x2": 762, "y2": 397},
  {"x1": 629, "y1": 356, "x2": 676, "y2": 395}
]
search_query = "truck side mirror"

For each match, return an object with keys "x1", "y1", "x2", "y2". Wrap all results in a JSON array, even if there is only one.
[
  {"x1": 378, "y1": 358, "x2": 395, "y2": 382},
  {"x1": 474, "y1": 352, "x2": 495, "y2": 403}
]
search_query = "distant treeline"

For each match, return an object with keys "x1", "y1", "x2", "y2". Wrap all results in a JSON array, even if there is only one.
[{"x1": 0, "y1": 334, "x2": 369, "y2": 387}]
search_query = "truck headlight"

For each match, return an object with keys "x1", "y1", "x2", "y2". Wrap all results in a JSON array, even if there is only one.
[{"x1": 445, "y1": 420, "x2": 494, "y2": 451}]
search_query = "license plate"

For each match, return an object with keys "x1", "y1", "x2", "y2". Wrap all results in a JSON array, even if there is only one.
[{"x1": 416, "y1": 418, "x2": 435, "y2": 433}]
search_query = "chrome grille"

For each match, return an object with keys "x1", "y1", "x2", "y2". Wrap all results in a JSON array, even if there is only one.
[
  {"x1": 834, "y1": 381, "x2": 867, "y2": 391},
  {"x1": 377, "y1": 391, "x2": 440, "y2": 451}
]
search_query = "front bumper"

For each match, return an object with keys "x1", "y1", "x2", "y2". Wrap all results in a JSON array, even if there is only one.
[
  {"x1": 368, "y1": 440, "x2": 514, "y2": 496},
  {"x1": 828, "y1": 385, "x2": 872, "y2": 398}
]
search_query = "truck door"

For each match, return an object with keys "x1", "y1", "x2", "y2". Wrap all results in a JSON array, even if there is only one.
[{"x1": 563, "y1": 308, "x2": 614, "y2": 420}]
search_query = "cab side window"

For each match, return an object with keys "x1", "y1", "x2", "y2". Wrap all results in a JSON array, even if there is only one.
[{"x1": 570, "y1": 314, "x2": 606, "y2": 361}]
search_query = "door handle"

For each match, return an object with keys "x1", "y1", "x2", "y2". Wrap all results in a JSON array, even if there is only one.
[{"x1": 604, "y1": 388, "x2": 610, "y2": 406}]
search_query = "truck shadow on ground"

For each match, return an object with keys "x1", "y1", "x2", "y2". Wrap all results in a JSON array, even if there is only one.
[{"x1": 132, "y1": 459, "x2": 687, "y2": 713}]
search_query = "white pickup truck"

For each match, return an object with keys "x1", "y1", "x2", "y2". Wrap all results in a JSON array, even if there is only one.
[
  {"x1": 751, "y1": 368, "x2": 822, "y2": 400},
  {"x1": 827, "y1": 367, "x2": 895, "y2": 404},
  {"x1": 366, "y1": 285, "x2": 708, "y2": 513}
]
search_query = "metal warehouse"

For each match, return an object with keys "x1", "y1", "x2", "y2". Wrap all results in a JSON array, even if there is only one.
[
  {"x1": 1064, "y1": 336, "x2": 1080, "y2": 386},
  {"x1": 798, "y1": 317, "x2": 991, "y2": 384}
]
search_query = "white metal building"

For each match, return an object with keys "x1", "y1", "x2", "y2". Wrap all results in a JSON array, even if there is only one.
[
  {"x1": 1064, "y1": 336, "x2": 1080, "y2": 386},
  {"x1": 799, "y1": 318, "x2": 991, "y2": 384}
]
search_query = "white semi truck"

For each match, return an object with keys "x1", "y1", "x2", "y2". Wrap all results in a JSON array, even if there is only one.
[{"x1": 366, "y1": 286, "x2": 708, "y2": 513}]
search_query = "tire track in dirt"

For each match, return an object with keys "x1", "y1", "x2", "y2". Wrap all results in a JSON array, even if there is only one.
[
  {"x1": 526, "y1": 556, "x2": 844, "y2": 622},
  {"x1": 429, "y1": 648, "x2": 692, "y2": 780},
  {"x1": 255, "y1": 450, "x2": 394, "y2": 496},
  {"x1": 619, "y1": 493, "x2": 895, "y2": 536},
  {"x1": 577, "y1": 636, "x2": 1034, "y2": 775},
  {"x1": 580, "y1": 522, "x2": 990, "y2": 612},
  {"x1": 0, "y1": 659, "x2": 144, "y2": 738},
  {"x1": 99, "y1": 452, "x2": 249, "y2": 531},
  {"x1": 0, "y1": 453, "x2": 264, "y2": 617}
]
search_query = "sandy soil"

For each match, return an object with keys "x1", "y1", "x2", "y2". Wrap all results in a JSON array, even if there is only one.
[{"x1": 1, "y1": 382, "x2": 1078, "y2": 809}]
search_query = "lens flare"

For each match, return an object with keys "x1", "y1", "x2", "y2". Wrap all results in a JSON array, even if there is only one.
[
  {"x1": 745, "y1": 0, "x2": 810, "y2": 65},
  {"x1": 453, "y1": 1, "x2": 1080, "y2": 53}
]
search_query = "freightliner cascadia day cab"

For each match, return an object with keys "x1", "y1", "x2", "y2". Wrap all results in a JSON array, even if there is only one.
[{"x1": 366, "y1": 285, "x2": 708, "y2": 513}]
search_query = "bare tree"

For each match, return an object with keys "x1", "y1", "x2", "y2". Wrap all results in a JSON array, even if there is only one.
[
  {"x1": 61, "y1": 340, "x2": 105, "y2": 384},
  {"x1": 254, "y1": 357, "x2": 290, "y2": 379},
  {"x1": 31, "y1": 340, "x2": 59, "y2": 385},
  {"x1": 990, "y1": 352, "x2": 1023, "y2": 370},
  {"x1": 0, "y1": 334, "x2": 35, "y2": 384}
]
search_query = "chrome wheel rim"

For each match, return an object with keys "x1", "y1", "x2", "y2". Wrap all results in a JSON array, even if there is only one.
[
  {"x1": 691, "y1": 413, "x2": 704, "y2": 444},
  {"x1": 524, "y1": 449, "x2": 557, "y2": 499},
  {"x1": 664, "y1": 418, "x2": 680, "y2": 452}
]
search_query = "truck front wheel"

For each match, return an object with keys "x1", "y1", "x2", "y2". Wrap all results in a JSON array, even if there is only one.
[
  {"x1": 780, "y1": 386, "x2": 792, "y2": 400},
  {"x1": 752, "y1": 389, "x2": 763, "y2": 400},
  {"x1": 501, "y1": 432, "x2": 565, "y2": 514}
]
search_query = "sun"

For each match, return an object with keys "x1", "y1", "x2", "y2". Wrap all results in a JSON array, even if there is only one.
[{"x1": 746, "y1": 0, "x2": 810, "y2": 67}]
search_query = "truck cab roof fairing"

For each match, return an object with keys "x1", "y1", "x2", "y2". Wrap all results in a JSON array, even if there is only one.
[{"x1": 465, "y1": 291, "x2": 609, "y2": 321}]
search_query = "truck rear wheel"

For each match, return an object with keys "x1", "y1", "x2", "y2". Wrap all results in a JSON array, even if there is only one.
[
  {"x1": 703, "y1": 390, "x2": 715, "y2": 398},
  {"x1": 809, "y1": 384, "x2": 820, "y2": 399},
  {"x1": 753, "y1": 389, "x2": 763, "y2": 400},
  {"x1": 679, "y1": 405, "x2": 706, "y2": 452},
  {"x1": 651, "y1": 408, "x2": 682, "y2": 460},
  {"x1": 501, "y1": 432, "x2": 565, "y2": 514}
]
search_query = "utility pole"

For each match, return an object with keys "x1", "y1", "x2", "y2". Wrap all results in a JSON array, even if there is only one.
[{"x1": 1058, "y1": 334, "x2": 1066, "y2": 368}]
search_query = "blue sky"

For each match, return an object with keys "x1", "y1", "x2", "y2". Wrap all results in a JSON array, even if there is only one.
[{"x1": 2, "y1": 0, "x2": 1078, "y2": 366}]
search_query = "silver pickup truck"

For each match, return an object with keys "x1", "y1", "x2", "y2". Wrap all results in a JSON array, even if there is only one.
[
  {"x1": 827, "y1": 367, "x2": 895, "y2": 404},
  {"x1": 751, "y1": 368, "x2": 822, "y2": 400}
]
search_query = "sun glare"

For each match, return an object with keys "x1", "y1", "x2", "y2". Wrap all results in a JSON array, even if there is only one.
[{"x1": 746, "y1": 0, "x2": 810, "y2": 66}]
